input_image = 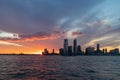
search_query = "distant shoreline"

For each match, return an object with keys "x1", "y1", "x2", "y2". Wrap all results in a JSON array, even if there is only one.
[{"x1": 0, "y1": 54, "x2": 120, "y2": 56}]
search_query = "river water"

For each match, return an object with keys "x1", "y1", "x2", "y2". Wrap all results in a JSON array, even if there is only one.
[{"x1": 0, "y1": 55, "x2": 120, "y2": 80}]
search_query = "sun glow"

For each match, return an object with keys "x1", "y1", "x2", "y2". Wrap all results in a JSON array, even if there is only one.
[{"x1": 34, "y1": 51, "x2": 43, "y2": 55}]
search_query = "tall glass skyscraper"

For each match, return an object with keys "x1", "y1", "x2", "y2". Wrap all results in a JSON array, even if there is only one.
[
  {"x1": 64, "y1": 39, "x2": 68, "y2": 55},
  {"x1": 97, "y1": 44, "x2": 100, "y2": 51},
  {"x1": 73, "y1": 39, "x2": 77, "y2": 55}
]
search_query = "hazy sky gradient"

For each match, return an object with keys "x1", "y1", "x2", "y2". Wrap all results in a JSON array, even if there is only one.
[{"x1": 0, "y1": 0, "x2": 120, "y2": 53}]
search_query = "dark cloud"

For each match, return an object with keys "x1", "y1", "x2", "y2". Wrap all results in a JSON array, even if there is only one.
[
  {"x1": 0, "y1": 0, "x2": 104, "y2": 33},
  {"x1": 3, "y1": 0, "x2": 120, "y2": 50}
]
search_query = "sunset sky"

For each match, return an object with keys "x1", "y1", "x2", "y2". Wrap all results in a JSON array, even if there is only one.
[{"x1": 0, "y1": 0, "x2": 120, "y2": 54}]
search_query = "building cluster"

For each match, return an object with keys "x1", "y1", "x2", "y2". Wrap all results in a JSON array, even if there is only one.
[
  {"x1": 42, "y1": 39, "x2": 120, "y2": 56},
  {"x1": 59, "y1": 39, "x2": 120, "y2": 56},
  {"x1": 42, "y1": 48, "x2": 58, "y2": 55},
  {"x1": 59, "y1": 39, "x2": 83, "y2": 56}
]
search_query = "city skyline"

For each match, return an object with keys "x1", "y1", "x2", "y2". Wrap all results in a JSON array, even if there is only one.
[
  {"x1": 0, "y1": 0, "x2": 120, "y2": 54},
  {"x1": 42, "y1": 39, "x2": 120, "y2": 56}
]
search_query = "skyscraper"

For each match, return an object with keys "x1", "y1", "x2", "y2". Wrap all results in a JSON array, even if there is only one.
[
  {"x1": 77, "y1": 45, "x2": 82, "y2": 55},
  {"x1": 103, "y1": 49, "x2": 105, "y2": 53},
  {"x1": 73, "y1": 39, "x2": 77, "y2": 55},
  {"x1": 64, "y1": 39, "x2": 68, "y2": 56},
  {"x1": 96, "y1": 44, "x2": 100, "y2": 54},
  {"x1": 97, "y1": 44, "x2": 100, "y2": 51},
  {"x1": 105, "y1": 48, "x2": 107, "y2": 54},
  {"x1": 96, "y1": 44, "x2": 103, "y2": 55},
  {"x1": 68, "y1": 46, "x2": 72, "y2": 56},
  {"x1": 59, "y1": 48, "x2": 64, "y2": 55}
]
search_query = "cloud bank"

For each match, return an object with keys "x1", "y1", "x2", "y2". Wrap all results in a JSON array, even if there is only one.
[{"x1": 0, "y1": 0, "x2": 120, "y2": 50}]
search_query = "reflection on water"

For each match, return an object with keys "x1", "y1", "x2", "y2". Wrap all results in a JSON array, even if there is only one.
[{"x1": 0, "y1": 55, "x2": 120, "y2": 80}]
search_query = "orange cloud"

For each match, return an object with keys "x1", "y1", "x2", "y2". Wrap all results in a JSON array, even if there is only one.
[{"x1": 0, "y1": 41, "x2": 23, "y2": 47}]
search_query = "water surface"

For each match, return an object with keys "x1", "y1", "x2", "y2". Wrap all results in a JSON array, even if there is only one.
[{"x1": 0, "y1": 55, "x2": 120, "y2": 80}]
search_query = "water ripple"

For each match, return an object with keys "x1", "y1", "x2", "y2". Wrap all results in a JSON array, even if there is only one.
[{"x1": 0, "y1": 55, "x2": 120, "y2": 80}]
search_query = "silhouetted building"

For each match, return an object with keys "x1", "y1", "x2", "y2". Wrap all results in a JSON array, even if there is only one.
[
  {"x1": 59, "y1": 48, "x2": 64, "y2": 55},
  {"x1": 68, "y1": 46, "x2": 72, "y2": 56},
  {"x1": 96, "y1": 44, "x2": 100, "y2": 53},
  {"x1": 85, "y1": 47, "x2": 95, "y2": 55},
  {"x1": 95, "y1": 44, "x2": 103, "y2": 55},
  {"x1": 51, "y1": 49, "x2": 55, "y2": 54},
  {"x1": 109, "y1": 48, "x2": 119, "y2": 55},
  {"x1": 105, "y1": 48, "x2": 107, "y2": 54},
  {"x1": 42, "y1": 48, "x2": 49, "y2": 55},
  {"x1": 77, "y1": 45, "x2": 82, "y2": 55},
  {"x1": 59, "y1": 39, "x2": 120, "y2": 56},
  {"x1": 73, "y1": 39, "x2": 77, "y2": 55},
  {"x1": 64, "y1": 39, "x2": 68, "y2": 55},
  {"x1": 97, "y1": 44, "x2": 100, "y2": 51},
  {"x1": 114, "y1": 48, "x2": 119, "y2": 53},
  {"x1": 103, "y1": 49, "x2": 105, "y2": 53},
  {"x1": 53, "y1": 49, "x2": 54, "y2": 53},
  {"x1": 103, "y1": 48, "x2": 108, "y2": 55}
]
